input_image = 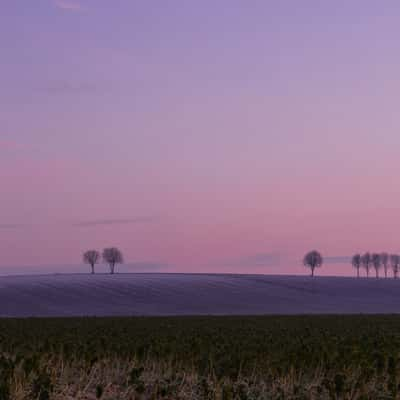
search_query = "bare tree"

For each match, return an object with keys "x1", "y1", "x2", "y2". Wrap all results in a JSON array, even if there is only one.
[
  {"x1": 371, "y1": 253, "x2": 381, "y2": 278},
  {"x1": 303, "y1": 250, "x2": 323, "y2": 277},
  {"x1": 361, "y1": 252, "x2": 371, "y2": 278},
  {"x1": 102, "y1": 247, "x2": 123, "y2": 274},
  {"x1": 381, "y1": 252, "x2": 389, "y2": 278},
  {"x1": 351, "y1": 254, "x2": 361, "y2": 278},
  {"x1": 83, "y1": 250, "x2": 100, "y2": 274},
  {"x1": 390, "y1": 254, "x2": 400, "y2": 279}
]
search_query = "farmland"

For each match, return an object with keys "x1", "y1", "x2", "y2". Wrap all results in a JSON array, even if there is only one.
[
  {"x1": 1, "y1": 315, "x2": 400, "y2": 399},
  {"x1": 2, "y1": 273, "x2": 400, "y2": 317}
]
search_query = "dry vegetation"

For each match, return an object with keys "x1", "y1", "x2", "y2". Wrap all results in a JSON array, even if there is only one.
[{"x1": 1, "y1": 316, "x2": 400, "y2": 399}]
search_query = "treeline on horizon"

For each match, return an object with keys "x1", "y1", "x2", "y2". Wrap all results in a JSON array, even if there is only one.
[
  {"x1": 83, "y1": 247, "x2": 123, "y2": 274},
  {"x1": 303, "y1": 250, "x2": 400, "y2": 279},
  {"x1": 83, "y1": 248, "x2": 400, "y2": 279}
]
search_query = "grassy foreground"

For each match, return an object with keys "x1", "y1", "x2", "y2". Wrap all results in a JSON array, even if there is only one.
[{"x1": 0, "y1": 316, "x2": 400, "y2": 399}]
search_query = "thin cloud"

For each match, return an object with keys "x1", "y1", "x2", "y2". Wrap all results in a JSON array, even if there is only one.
[
  {"x1": 73, "y1": 217, "x2": 156, "y2": 228},
  {"x1": 55, "y1": 1, "x2": 82, "y2": 11},
  {"x1": 0, "y1": 224, "x2": 27, "y2": 229},
  {"x1": 0, "y1": 262, "x2": 171, "y2": 276},
  {"x1": 43, "y1": 82, "x2": 99, "y2": 95},
  {"x1": 324, "y1": 256, "x2": 351, "y2": 264},
  {"x1": 220, "y1": 253, "x2": 281, "y2": 268}
]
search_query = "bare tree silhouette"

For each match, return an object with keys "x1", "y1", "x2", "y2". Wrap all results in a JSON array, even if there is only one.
[
  {"x1": 83, "y1": 250, "x2": 100, "y2": 274},
  {"x1": 102, "y1": 247, "x2": 123, "y2": 274},
  {"x1": 303, "y1": 250, "x2": 323, "y2": 277},
  {"x1": 351, "y1": 254, "x2": 361, "y2": 278},
  {"x1": 381, "y1": 252, "x2": 389, "y2": 278},
  {"x1": 371, "y1": 253, "x2": 381, "y2": 278},
  {"x1": 361, "y1": 252, "x2": 371, "y2": 278},
  {"x1": 390, "y1": 254, "x2": 400, "y2": 279}
]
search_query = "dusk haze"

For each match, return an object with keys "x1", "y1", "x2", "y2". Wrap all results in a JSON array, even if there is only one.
[
  {"x1": 3, "y1": 3, "x2": 400, "y2": 399},
  {"x1": 3, "y1": 2, "x2": 400, "y2": 277},
  {"x1": 3, "y1": 2, "x2": 400, "y2": 275}
]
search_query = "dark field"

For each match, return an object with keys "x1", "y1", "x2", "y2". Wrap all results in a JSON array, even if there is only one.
[
  {"x1": 3, "y1": 274, "x2": 400, "y2": 317},
  {"x1": 1, "y1": 316, "x2": 400, "y2": 399}
]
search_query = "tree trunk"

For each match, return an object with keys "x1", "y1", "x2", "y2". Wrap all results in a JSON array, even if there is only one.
[
  {"x1": 311, "y1": 267, "x2": 314, "y2": 277},
  {"x1": 375, "y1": 269, "x2": 378, "y2": 279},
  {"x1": 110, "y1": 263, "x2": 115, "y2": 274},
  {"x1": 357, "y1": 268, "x2": 359, "y2": 278},
  {"x1": 91, "y1": 264, "x2": 94, "y2": 274}
]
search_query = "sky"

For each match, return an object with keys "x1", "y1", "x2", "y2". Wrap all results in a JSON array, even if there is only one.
[{"x1": 2, "y1": 1, "x2": 400, "y2": 275}]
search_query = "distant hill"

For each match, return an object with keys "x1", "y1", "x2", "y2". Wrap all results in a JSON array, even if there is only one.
[{"x1": 0, "y1": 273, "x2": 399, "y2": 317}]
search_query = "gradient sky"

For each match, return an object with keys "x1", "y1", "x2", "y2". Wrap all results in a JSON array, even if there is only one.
[{"x1": 2, "y1": 1, "x2": 400, "y2": 275}]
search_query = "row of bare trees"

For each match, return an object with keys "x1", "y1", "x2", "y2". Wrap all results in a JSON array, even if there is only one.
[
  {"x1": 303, "y1": 250, "x2": 323, "y2": 277},
  {"x1": 351, "y1": 252, "x2": 400, "y2": 278},
  {"x1": 303, "y1": 250, "x2": 400, "y2": 279},
  {"x1": 83, "y1": 247, "x2": 123, "y2": 274},
  {"x1": 83, "y1": 248, "x2": 400, "y2": 278}
]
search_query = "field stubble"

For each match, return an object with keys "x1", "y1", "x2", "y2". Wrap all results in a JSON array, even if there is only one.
[{"x1": 0, "y1": 316, "x2": 399, "y2": 399}]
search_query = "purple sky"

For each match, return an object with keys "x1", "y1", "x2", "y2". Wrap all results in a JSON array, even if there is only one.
[{"x1": 2, "y1": 1, "x2": 400, "y2": 275}]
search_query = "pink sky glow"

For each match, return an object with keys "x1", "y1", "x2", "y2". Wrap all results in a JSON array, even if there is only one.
[{"x1": 2, "y1": 1, "x2": 400, "y2": 275}]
